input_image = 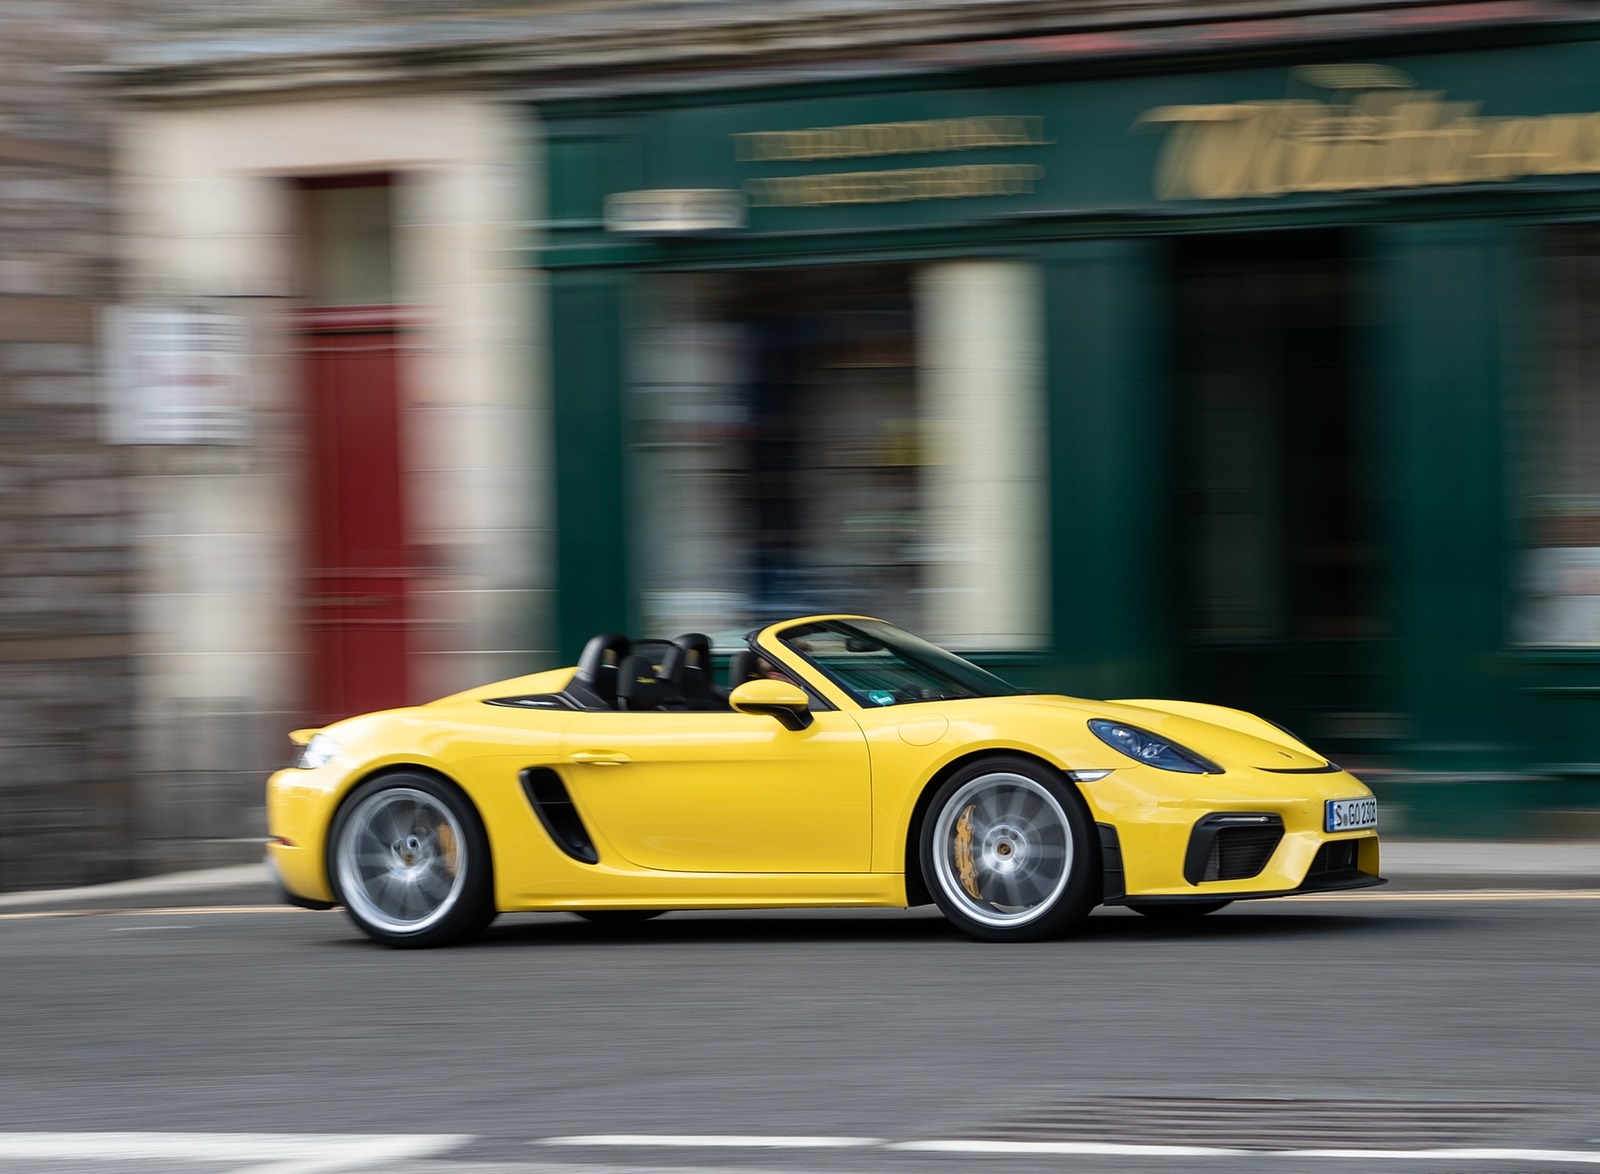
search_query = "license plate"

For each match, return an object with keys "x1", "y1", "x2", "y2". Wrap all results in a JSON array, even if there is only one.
[{"x1": 1325, "y1": 797, "x2": 1378, "y2": 833}]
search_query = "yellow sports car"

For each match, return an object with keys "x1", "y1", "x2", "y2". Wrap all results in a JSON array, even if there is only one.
[{"x1": 266, "y1": 615, "x2": 1382, "y2": 947}]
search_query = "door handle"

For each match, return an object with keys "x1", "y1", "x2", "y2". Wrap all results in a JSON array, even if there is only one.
[{"x1": 568, "y1": 751, "x2": 631, "y2": 766}]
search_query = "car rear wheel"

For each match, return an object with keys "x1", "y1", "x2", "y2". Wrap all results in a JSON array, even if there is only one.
[
  {"x1": 329, "y1": 772, "x2": 495, "y2": 948},
  {"x1": 920, "y1": 756, "x2": 1098, "y2": 942},
  {"x1": 1127, "y1": 900, "x2": 1232, "y2": 920}
]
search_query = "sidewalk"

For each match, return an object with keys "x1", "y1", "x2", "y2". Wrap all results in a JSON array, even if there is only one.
[
  {"x1": 1, "y1": 840, "x2": 1597, "y2": 914},
  {"x1": 0, "y1": 864, "x2": 274, "y2": 912},
  {"x1": 1382, "y1": 839, "x2": 1600, "y2": 885}
]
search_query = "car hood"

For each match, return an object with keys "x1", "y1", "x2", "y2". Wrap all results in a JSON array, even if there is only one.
[{"x1": 988, "y1": 693, "x2": 1333, "y2": 771}]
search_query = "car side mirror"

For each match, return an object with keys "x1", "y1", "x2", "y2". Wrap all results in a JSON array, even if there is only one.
[{"x1": 728, "y1": 679, "x2": 813, "y2": 731}]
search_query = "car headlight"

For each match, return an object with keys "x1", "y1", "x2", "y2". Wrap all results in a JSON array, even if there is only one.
[
  {"x1": 296, "y1": 733, "x2": 342, "y2": 770},
  {"x1": 1088, "y1": 719, "x2": 1222, "y2": 774}
]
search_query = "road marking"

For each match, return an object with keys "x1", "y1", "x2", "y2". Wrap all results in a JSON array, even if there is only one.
[
  {"x1": 1285, "y1": 1148, "x2": 1600, "y2": 1164},
  {"x1": 540, "y1": 1135, "x2": 884, "y2": 1149},
  {"x1": 536, "y1": 1136, "x2": 1600, "y2": 1164},
  {"x1": 1288, "y1": 890, "x2": 1600, "y2": 902},
  {"x1": 111, "y1": 924, "x2": 197, "y2": 931},
  {"x1": 895, "y1": 1140, "x2": 1250, "y2": 1156},
  {"x1": 906, "y1": 1139, "x2": 1600, "y2": 1163},
  {"x1": 0, "y1": 1131, "x2": 469, "y2": 1173}
]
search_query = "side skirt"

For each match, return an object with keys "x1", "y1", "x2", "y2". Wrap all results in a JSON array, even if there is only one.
[{"x1": 503, "y1": 871, "x2": 908, "y2": 911}]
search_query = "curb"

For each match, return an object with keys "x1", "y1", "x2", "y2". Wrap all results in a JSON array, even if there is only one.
[{"x1": 0, "y1": 864, "x2": 271, "y2": 911}]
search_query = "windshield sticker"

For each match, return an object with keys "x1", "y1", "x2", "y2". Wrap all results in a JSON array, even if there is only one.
[{"x1": 868, "y1": 690, "x2": 897, "y2": 706}]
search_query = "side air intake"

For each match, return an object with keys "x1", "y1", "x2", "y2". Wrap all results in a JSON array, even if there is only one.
[{"x1": 519, "y1": 768, "x2": 600, "y2": 864}]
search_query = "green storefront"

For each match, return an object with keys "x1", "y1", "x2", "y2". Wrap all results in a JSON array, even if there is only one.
[{"x1": 536, "y1": 23, "x2": 1600, "y2": 835}]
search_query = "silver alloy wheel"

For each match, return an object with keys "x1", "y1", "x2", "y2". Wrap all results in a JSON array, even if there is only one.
[
  {"x1": 335, "y1": 786, "x2": 468, "y2": 936},
  {"x1": 930, "y1": 771, "x2": 1074, "y2": 929}
]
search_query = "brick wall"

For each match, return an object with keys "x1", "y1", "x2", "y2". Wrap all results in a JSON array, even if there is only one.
[{"x1": 0, "y1": 1, "x2": 137, "y2": 890}]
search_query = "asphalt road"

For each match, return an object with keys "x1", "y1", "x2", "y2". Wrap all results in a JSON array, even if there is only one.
[{"x1": 3, "y1": 893, "x2": 1600, "y2": 1173}]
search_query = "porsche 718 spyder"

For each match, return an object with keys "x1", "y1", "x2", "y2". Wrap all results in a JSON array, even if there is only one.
[{"x1": 265, "y1": 614, "x2": 1383, "y2": 947}]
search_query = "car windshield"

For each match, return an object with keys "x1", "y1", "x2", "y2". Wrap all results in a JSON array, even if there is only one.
[{"x1": 777, "y1": 618, "x2": 1025, "y2": 707}]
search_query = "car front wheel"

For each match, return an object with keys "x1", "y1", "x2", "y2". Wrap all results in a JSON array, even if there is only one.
[
  {"x1": 920, "y1": 756, "x2": 1098, "y2": 942},
  {"x1": 329, "y1": 772, "x2": 495, "y2": 948}
]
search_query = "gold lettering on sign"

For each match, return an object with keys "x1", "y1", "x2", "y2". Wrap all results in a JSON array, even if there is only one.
[
  {"x1": 735, "y1": 117, "x2": 1046, "y2": 162},
  {"x1": 745, "y1": 163, "x2": 1045, "y2": 208},
  {"x1": 1139, "y1": 74, "x2": 1600, "y2": 200}
]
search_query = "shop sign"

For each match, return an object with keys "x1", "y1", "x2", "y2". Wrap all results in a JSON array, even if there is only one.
[
  {"x1": 606, "y1": 188, "x2": 746, "y2": 233},
  {"x1": 736, "y1": 116, "x2": 1047, "y2": 208},
  {"x1": 1141, "y1": 63, "x2": 1600, "y2": 200},
  {"x1": 735, "y1": 116, "x2": 1045, "y2": 161},
  {"x1": 101, "y1": 305, "x2": 251, "y2": 445},
  {"x1": 746, "y1": 163, "x2": 1045, "y2": 208}
]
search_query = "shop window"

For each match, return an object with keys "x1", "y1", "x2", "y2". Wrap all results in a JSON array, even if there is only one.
[
  {"x1": 629, "y1": 262, "x2": 1047, "y2": 650},
  {"x1": 1518, "y1": 227, "x2": 1600, "y2": 646}
]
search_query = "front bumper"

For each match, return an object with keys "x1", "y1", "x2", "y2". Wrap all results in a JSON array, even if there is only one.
[
  {"x1": 1101, "y1": 825, "x2": 1384, "y2": 904},
  {"x1": 265, "y1": 765, "x2": 341, "y2": 906},
  {"x1": 264, "y1": 849, "x2": 336, "y2": 911},
  {"x1": 1078, "y1": 764, "x2": 1383, "y2": 901}
]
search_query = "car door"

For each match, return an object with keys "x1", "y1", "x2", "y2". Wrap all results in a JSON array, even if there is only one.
[{"x1": 558, "y1": 706, "x2": 871, "y2": 874}]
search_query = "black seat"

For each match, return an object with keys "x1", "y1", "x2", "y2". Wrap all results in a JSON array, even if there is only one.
[
  {"x1": 616, "y1": 653, "x2": 664, "y2": 711},
  {"x1": 570, "y1": 632, "x2": 631, "y2": 709},
  {"x1": 661, "y1": 632, "x2": 725, "y2": 710}
]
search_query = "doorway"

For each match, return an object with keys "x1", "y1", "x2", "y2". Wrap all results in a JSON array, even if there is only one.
[
  {"x1": 295, "y1": 176, "x2": 412, "y2": 723},
  {"x1": 1169, "y1": 230, "x2": 1378, "y2": 754}
]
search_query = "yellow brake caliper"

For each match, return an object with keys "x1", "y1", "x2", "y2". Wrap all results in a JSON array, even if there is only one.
[
  {"x1": 437, "y1": 822, "x2": 459, "y2": 875},
  {"x1": 954, "y1": 804, "x2": 982, "y2": 901}
]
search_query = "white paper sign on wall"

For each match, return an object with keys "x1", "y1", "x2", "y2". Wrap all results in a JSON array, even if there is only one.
[{"x1": 101, "y1": 305, "x2": 251, "y2": 445}]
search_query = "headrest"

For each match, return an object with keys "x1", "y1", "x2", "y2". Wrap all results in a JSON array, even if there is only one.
[
  {"x1": 615, "y1": 653, "x2": 663, "y2": 711},
  {"x1": 573, "y1": 632, "x2": 631, "y2": 705},
  {"x1": 662, "y1": 632, "x2": 715, "y2": 700}
]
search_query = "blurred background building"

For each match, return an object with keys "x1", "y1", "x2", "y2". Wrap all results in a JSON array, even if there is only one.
[
  {"x1": 8, "y1": 0, "x2": 1600, "y2": 891},
  {"x1": 525, "y1": 0, "x2": 1600, "y2": 840},
  {"x1": 107, "y1": 2, "x2": 541, "y2": 876},
  {"x1": 0, "y1": 1, "x2": 137, "y2": 890}
]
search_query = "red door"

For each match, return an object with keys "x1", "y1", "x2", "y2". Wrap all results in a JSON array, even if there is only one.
[{"x1": 300, "y1": 306, "x2": 412, "y2": 723}]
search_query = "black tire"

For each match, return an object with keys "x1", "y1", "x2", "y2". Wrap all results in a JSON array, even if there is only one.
[
  {"x1": 573, "y1": 910, "x2": 667, "y2": 925},
  {"x1": 1127, "y1": 900, "x2": 1232, "y2": 921},
  {"x1": 328, "y1": 771, "x2": 496, "y2": 948},
  {"x1": 918, "y1": 755, "x2": 1099, "y2": 942}
]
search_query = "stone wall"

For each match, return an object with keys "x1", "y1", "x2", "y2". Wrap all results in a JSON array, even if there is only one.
[
  {"x1": 111, "y1": 0, "x2": 1529, "y2": 100},
  {"x1": 0, "y1": 1, "x2": 137, "y2": 890}
]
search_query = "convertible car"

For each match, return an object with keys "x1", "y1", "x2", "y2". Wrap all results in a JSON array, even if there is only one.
[{"x1": 266, "y1": 615, "x2": 1382, "y2": 947}]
